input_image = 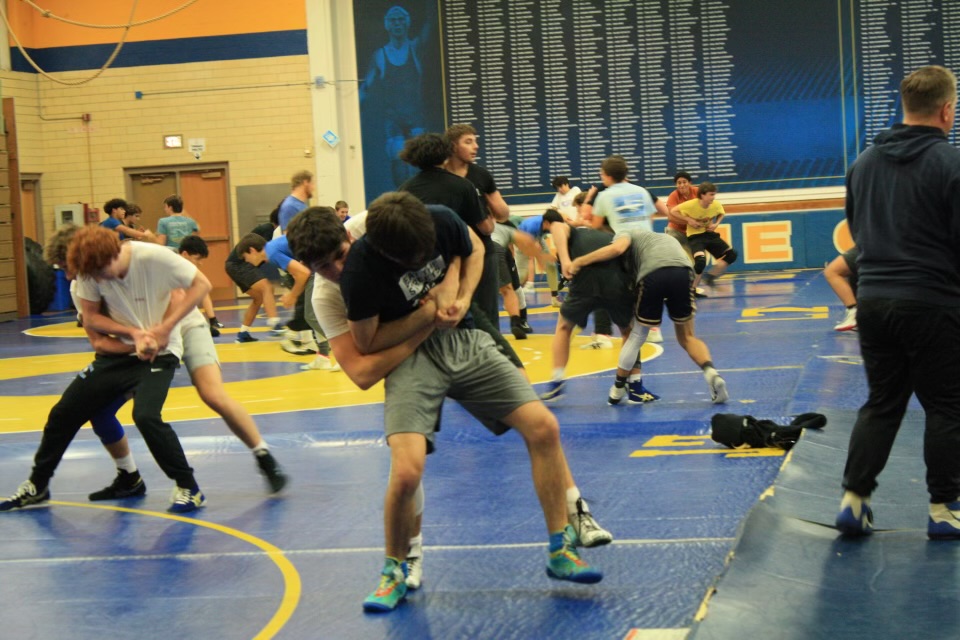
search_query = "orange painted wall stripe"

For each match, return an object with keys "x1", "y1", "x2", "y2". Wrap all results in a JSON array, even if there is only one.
[{"x1": 7, "y1": 0, "x2": 307, "y2": 49}]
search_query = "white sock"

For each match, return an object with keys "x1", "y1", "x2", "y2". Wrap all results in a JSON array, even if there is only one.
[
  {"x1": 552, "y1": 367, "x2": 565, "y2": 382},
  {"x1": 566, "y1": 486, "x2": 582, "y2": 516},
  {"x1": 268, "y1": 317, "x2": 281, "y2": 328},
  {"x1": 240, "y1": 324, "x2": 251, "y2": 333},
  {"x1": 408, "y1": 533, "x2": 423, "y2": 558},
  {"x1": 703, "y1": 366, "x2": 718, "y2": 383},
  {"x1": 628, "y1": 373, "x2": 642, "y2": 383},
  {"x1": 252, "y1": 441, "x2": 269, "y2": 455},
  {"x1": 114, "y1": 453, "x2": 137, "y2": 474}
]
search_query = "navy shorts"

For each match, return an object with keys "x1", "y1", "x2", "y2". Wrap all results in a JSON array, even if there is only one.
[{"x1": 634, "y1": 266, "x2": 696, "y2": 326}]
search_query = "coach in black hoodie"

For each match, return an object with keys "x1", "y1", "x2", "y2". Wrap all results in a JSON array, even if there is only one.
[{"x1": 836, "y1": 65, "x2": 960, "y2": 540}]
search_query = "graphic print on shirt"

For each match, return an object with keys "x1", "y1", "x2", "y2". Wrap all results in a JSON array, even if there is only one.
[{"x1": 398, "y1": 254, "x2": 447, "y2": 304}]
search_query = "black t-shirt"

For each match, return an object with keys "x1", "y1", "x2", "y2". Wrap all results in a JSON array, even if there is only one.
[
  {"x1": 340, "y1": 205, "x2": 474, "y2": 324},
  {"x1": 401, "y1": 167, "x2": 493, "y2": 250}
]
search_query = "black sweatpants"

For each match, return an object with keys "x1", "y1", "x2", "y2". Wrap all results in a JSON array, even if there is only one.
[
  {"x1": 30, "y1": 353, "x2": 197, "y2": 491},
  {"x1": 842, "y1": 297, "x2": 960, "y2": 503}
]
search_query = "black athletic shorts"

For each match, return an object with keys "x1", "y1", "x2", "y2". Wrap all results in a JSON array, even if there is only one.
[
  {"x1": 495, "y1": 244, "x2": 521, "y2": 290},
  {"x1": 225, "y1": 259, "x2": 265, "y2": 293},
  {"x1": 560, "y1": 266, "x2": 633, "y2": 330},
  {"x1": 634, "y1": 266, "x2": 696, "y2": 326},
  {"x1": 688, "y1": 231, "x2": 731, "y2": 260}
]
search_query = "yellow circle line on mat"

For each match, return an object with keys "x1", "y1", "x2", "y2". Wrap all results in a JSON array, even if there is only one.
[{"x1": 48, "y1": 500, "x2": 301, "y2": 640}]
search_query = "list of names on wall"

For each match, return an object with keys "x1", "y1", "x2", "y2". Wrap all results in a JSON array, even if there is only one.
[
  {"x1": 855, "y1": 0, "x2": 960, "y2": 148},
  {"x1": 442, "y1": 0, "x2": 739, "y2": 192}
]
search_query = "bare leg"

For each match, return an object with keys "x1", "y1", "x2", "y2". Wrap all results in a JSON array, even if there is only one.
[
  {"x1": 499, "y1": 401, "x2": 568, "y2": 533},
  {"x1": 383, "y1": 433, "x2": 427, "y2": 560},
  {"x1": 190, "y1": 363, "x2": 262, "y2": 449},
  {"x1": 249, "y1": 279, "x2": 278, "y2": 321},
  {"x1": 824, "y1": 255, "x2": 856, "y2": 306}
]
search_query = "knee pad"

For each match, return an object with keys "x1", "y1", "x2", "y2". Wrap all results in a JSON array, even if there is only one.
[
  {"x1": 723, "y1": 249, "x2": 738, "y2": 265},
  {"x1": 694, "y1": 254, "x2": 707, "y2": 274}
]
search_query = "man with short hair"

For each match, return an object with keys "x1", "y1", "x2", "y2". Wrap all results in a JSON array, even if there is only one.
[
  {"x1": 550, "y1": 176, "x2": 584, "y2": 224},
  {"x1": 671, "y1": 182, "x2": 738, "y2": 292},
  {"x1": 278, "y1": 170, "x2": 316, "y2": 232},
  {"x1": 288, "y1": 195, "x2": 609, "y2": 613},
  {"x1": 224, "y1": 233, "x2": 283, "y2": 342},
  {"x1": 0, "y1": 226, "x2": 209, "y2": 513},
  {"x1": 334, "y1": 200, "x2": 350, "y2": 222},
  {"x1": 540, "y1": 210, "x2": 637, "y2": 402},
  {"x1": 590, "y1": 156, "x2": 667, "y2": 233},
  {"x1": 157, "y1": 195, "x2": 199, "y2": 249},
  {"x1": 570, "y1": 225, "x2": 729, "y2": 406},
  {"x1": 100, "y1": 197, "x2": 156, "y2": 242},
  {"x1": 665, "y1": 171, "x2": 697, "y2": 254},
  {"x1": 835, "y1": 65, "x2": 960, "y2": 539},
  {"x1": 178, "y1": 236, "x2": 222, "y2": 336}
]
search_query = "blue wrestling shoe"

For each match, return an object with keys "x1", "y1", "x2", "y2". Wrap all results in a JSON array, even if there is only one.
[
  {"x1": 235, "y1": 331, "x2": 258, "y2": 344},
  {"x1": 627, "y1": 381, "x2": 659, "y2": 404},
  {"x1": 928, "y1": 501, "x2": 960, "y2": 540},
  {"x1": 541, "y1": 380, "x2": 566, "y2": 402},
  {"x1": 546, "y1": 525, "x2": 603, "y2": 584},
  {"x1": 363, "y1": 558, "x2": 408, "y2": 612},
  {"x1": 0, "y1": 480, "x2": 50, "y2": 512},
  {"x1": 168, "y1": 486, "x2": 206, "y2": 513},
  {"x1": 835, "y1": 491, "x2": 873, "y2": 536}
]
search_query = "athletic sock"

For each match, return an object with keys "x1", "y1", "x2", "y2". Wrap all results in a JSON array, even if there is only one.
[
  {"x1": 566, "y1": 487, "x2": 582, "y2": 516},
  {"x1": 252, "y1": 441, "x2": 269, "y2": 455},
  {"x1": 408, "y1": 533, "x2": 423, "y2": 558},
  {"x1": 267, "y1": 317, "x2": 281, "y2": 329},
  {"x1": 114, "y1": 453, "x2": 137, "y2": 473},
  {"x1": 701, "y1": 361, "x2": 718, "y2": 383},
  {"x1": 240, "y1": 324, "x2": 252, "y2": 333},
  {"x1": 552, "y1": 367, "x2": 565, "y2": 382},
  {"x1": 627, "y1": 373, "x2": 642, "y2": 383}
]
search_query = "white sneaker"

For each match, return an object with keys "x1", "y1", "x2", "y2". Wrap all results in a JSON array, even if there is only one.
[
  {"x1": 580, "y1": 334, "x2": 613, "y2": 350},
  {"x1": 405, "y1": 553, "x2": 423, "y2": 589},
  {"x1": 569, "y1": 498, "x2": 613, "y2": 548},
  {"x1": 646, "y1": 327, "x2": 663, "y2": 343},
  {"x1": 834, "y1": 306, "x2": 857, "y2": 331},
  {"x1": 709, "y1": 375, "x2": 729, "y2": 404},
  {"x1": 301, "y1": 355, "x2": 341, "y2": 371},
  {"x1": 282, "y1": 339, "x2": 316, "y2": 356}
]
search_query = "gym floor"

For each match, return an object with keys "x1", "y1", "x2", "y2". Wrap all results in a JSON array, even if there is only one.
[{"x1": 0, "y1": 270, "x2": 896, "y2": 639}]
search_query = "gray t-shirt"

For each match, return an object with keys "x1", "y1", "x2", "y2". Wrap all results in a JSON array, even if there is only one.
[{"x1": 616, "y1": 229, "x2": 692, "y2": 283}]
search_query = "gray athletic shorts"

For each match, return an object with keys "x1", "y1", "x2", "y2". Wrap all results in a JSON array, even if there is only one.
[
  {"x1": 181, "y1": 322, "x2": 219, "y2": 374},
  {"x1": 383, "y1": 328, "x2": 539, "y2": 453}
]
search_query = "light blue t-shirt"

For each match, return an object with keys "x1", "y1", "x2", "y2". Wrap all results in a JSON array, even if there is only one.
[
  {"x1": 278, "y1": 195, "x2": 308, "y2": 231},
  {"x1": 593, "y1": 182, "x2": 657, "y2": 233},
  {"x1": 157, "y1": 215, "x2": 199, "y2": 249}
]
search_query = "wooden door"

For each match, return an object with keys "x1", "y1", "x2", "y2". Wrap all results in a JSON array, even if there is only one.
[
  {"x1": 20, "y1": 180, "x2": 38, "y2": 242},
  {"x1": 180, "y1": 170, "x2": 232, "y2": 300},
  {"x1": 129, "y1": 173, "x2": 176, "y2": 234}
]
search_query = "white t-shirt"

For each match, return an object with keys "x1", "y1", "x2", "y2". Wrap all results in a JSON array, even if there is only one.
[
  {"x1": 75, "y1": 242, "x2": 198, "y2": 358},
  {"x1": 550, "y1": 186, "x2": 582, "y2": 219},
  {"x1": 311, "y1": 212, "x2": 367, "y2": 341}
]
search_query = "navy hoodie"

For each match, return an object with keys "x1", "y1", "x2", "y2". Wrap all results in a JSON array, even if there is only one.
[{"x1": 846, "y1": 123, "x2": 960, "y2": 305}]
